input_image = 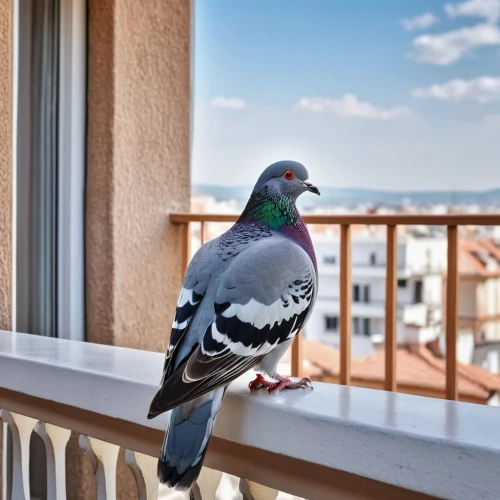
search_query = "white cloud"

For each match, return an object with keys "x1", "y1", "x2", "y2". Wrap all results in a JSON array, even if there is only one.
[
  {"x1": 484, "y1": 113, "x2": 500, "y2": 123},
  {"x1": 293, "y1": 94, "x2": 411, "y2": 120},
  {"x1": 412, "y1": 76, "x2": 500, "y2": 102},
  {"x1": 209, "y1": 96, "x2": 247, "y2": 110},
  {"x1": 445, "y1": 0, "x2": 500, "y2": 24},
  {"x1": 193, "y1": 104, "x2": 500, "y2": 190},
  {"x1": 409, "y1": 22, "x2": 500, "y2": 65},
  {"x1": 400, "y1": 12, "x2": 439, "y2": 31}
]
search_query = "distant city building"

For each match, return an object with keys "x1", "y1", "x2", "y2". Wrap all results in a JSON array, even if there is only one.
[
  {"x1": 278, "y1": 340, "x2": 500, "y2": 406},
  {"x1": 457, "y1": 239, "x2": 500, "y2": 371},
  {"x1": 191, "y1": 196, "x2": 500, "y2": 375},
  {"x1": 305, "y1": 231, "x2": 446, "y2": 357}
]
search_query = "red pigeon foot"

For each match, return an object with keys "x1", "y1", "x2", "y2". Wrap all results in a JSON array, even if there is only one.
[{"x1": 249, "y1": 373, "x2": 312, "y2": 394}]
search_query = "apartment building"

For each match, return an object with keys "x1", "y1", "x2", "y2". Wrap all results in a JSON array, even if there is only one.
[
  {"x1": 305, "y1": 230, "x2": 447, "y2": 356},
  {"x1": 456, "y1": 239, "x2": 500, "y2": 372}
]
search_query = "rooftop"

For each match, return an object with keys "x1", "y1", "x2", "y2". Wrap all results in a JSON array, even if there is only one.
[
  {"x1": 460, "y1": 239, "x2": 500, "y2": 277},
  {"x1": 282, "y1": 340, "x2": 500, "y2": 403}
]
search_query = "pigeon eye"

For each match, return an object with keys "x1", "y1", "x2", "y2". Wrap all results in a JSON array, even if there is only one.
[{"x1": 283, "y1": 170, "x2": 295, "y2": 180}]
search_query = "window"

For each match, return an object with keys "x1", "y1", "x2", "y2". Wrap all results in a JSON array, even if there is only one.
[
  {"x1": 325, "y1": 316, "x2": 338, "y2": 331},
  {"x1": 370, "y1": 252, "x2": 377, "y2": 266},
  {"x1": 353, "y1": 284, "x2": 361, "y2": 302},
  {"x1": 363, "y1": 285, "x2": 370, "y2": 303},
  {"x1": 414, "y1": 280, "x2": 423, "y2": 304},
  {"x1": 353, "y1": 317, "x2": 371, "y2": 336},
  {"x1": 15, "y1": 0, "x2": 86, "y2": 340},
  {"x1": 323, "y1": 255, "x2": 336, "y2": 264},
  {"x1": 353, "y1": 317, "x2": 360, "y2": 335},
  {"x1": 397, "y1": 279, "x2": 407, "y2": 288},
  {"x1": 363, "y1": 318, "x2": 371, "y2": 336}
]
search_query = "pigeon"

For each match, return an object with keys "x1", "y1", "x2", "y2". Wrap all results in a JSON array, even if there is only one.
[{"x1": 148, "y1": 160, "x2": 320, "y2": 491}]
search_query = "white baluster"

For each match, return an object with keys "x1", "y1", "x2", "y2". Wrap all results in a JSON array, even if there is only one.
[
  {"x1": 0, "y1": 410, "x2": 37, "y2": 500},
  {"x1": 2, "y1": 421, "x2": 7, "y2": 500},
  {"x1": 189, "y1": 468, "x2": 222, "y2": 500},
  {"x1": 35, "y1": 422, "x2": 71, "y2": 500},
  {"x1": 79, "y1": 435, "x2": 120, "y2": 500},
  {"x1": 124, "y1": 449, "x2": 159, "y2": 500},
  {"x1": 239, "y1": 479, "x2": 279, "y2": 500}
]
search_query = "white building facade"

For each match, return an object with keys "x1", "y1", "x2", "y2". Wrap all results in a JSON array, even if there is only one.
[{"x1": 305, "y1": 231, "x2": 447, "y2": 356}]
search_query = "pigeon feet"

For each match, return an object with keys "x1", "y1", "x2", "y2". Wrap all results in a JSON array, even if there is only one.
[{"x1": 248, "y1": 373, "x2": 312, "y2": 394}]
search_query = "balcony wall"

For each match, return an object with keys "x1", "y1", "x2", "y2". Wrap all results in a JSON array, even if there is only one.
[
  {"x1": 0, "y1": 0, "x2": 13, "y2": 332},
  {"x1": 86, "y1": 0, "x2": 191, "y2": 353},
  {"x1": 0, "y1": 2, "x2": 13, "y2": 496}
]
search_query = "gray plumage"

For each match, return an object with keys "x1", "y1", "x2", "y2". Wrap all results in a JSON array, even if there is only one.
[{"x1": 148, "y1": 160, "x2": 320, "y2": 490}]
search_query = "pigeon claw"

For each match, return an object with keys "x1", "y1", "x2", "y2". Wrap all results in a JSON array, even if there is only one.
[
  {"x1": 248, "y1": 373, "x2": 313, "y2": 394},
  {"x1": 248, "y1": 373, "x2": 272, "y2": 391}
]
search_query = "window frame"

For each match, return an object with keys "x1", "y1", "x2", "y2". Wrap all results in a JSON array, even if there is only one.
[
  {"x1": 325, "y1": 315, "x2": 339, "y2": 332},
  {"x1": 57, "y1": 0, "x2": 87, "y2": 341},
  {"x1": 13, "y1": 0, "x2": 87, "y2": 341}
]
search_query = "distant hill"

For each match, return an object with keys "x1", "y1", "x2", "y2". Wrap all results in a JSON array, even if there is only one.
[{"x1": 192, "y1": 184, "x2": 500, "y2": 208}]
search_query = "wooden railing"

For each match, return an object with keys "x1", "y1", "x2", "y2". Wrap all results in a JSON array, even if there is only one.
[{"x1": 171, "y1": 212, "x2": 500, "y2": 401}]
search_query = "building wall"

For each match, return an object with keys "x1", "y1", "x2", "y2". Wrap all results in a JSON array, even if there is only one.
[
  {"x1": 86, "y1": 0, "x2": 191, "y2": 352},
  {"x1": 471, "y1": 277, "x2": 500, "y2": 341},
  {"x1": 423, "y1": 274, "x2": 442, "y2": 306},
  {"x1": 309, "y1": 235, "x2": 445, "y2": 349},
  {"x1": 406, "y1": 238, "x2": 447, "y2": 274},
  {"x1": 484, "y1": 278, "x2": 500, "y2": 316},
  {"x1": 483, "y1": 320, "x2": 500, "y2": 341},
  {"x1": 0, "y1": 1, "x2": 12, "y2": 494},
  {"x1": 459, "y1": 279, "x2": 478, "y2": 319},
  {"x1": 477, "y1": 281, "x2": 487, "y2": 317},
  {"x1": 0, "y1": 0, "x2": 12, "y2": 332}
]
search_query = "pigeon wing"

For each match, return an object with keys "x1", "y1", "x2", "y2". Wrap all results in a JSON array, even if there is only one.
[
  {"x1": 160, "y1": 240, "x2": 215, "y2": 384},
  {"x1": 149, "y1": 238, "x2": 316, "y2": 416}
]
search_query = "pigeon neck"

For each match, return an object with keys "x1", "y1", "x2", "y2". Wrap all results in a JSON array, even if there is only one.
[
  {"x1": 238, "y1": 188, "x2": 299, "y2": 230},
  {"x1": 237, "y1": 188, "x2": 317, "y2": 269}
]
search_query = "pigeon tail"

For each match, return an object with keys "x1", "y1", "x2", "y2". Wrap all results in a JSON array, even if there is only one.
[{"x1": 158, "y1": 388, "x2": 224, "y2": 491}]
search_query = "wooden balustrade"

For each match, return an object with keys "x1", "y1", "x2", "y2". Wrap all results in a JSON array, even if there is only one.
[
  {"x1": 384, "y1": 225, "x2": 397, "y2": 392},
  {"x1": 171, "y1": 212, "x2": 500, "y2": 401},
  {"x1": 446, "y1": 226, "x2": 459, "y2": 401},
  {"x1": 339, "y1": 224, "x2": 351, "y2": 386}
]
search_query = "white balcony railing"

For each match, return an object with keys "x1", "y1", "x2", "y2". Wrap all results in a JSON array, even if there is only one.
[{"x1": 1, "y1": 331, "x2": 500, "y2": 500}]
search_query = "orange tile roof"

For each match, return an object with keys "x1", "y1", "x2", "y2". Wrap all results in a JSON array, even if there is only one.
[
  {"x1": 460, "y1": 239, "x2": 500, "y2": 277},
  {"x1": 297, "y1": 340, "x2": 500, "y2": 401}
]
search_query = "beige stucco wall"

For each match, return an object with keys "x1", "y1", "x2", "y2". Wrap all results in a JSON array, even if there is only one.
[
  {"x1": 0, "y1": 1, "x2": 12, "y2": 495},
  {"x1": 0, "y1": 0, "x2": 12, "y2": 333},
  {"x1": 86, "y1": 0, "x2": 191, "y2": 352},
  {"x1": 72, "y1": 1, "x2": 191, "y2": 498}
]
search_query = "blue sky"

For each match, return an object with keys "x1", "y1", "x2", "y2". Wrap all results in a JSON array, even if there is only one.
[{"x1": 192, "y1": 0, "x2": 500, "y2": 190}]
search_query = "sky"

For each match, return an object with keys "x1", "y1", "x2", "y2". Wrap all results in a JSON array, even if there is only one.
[{"x1": 192, "y1": 0, "x2": 500, "y2": 191}]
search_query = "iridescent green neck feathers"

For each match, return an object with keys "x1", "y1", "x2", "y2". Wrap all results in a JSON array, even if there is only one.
[{"x1": 238, "y1": 189, "x2": 298, "y2": 230}]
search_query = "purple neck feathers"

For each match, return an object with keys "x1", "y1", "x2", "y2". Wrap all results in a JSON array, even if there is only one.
[{"x1": 280, "y1": 217, "x2": 317, "y2": 270}]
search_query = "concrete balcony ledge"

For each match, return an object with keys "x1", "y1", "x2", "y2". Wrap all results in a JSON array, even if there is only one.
[{"x1": 1, "y1": 331, "x2": 500, "y2": 499}]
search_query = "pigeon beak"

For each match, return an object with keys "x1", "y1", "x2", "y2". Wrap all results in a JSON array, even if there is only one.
[{"x1": 303, "y1": 180, "x2": 320, "y2": 196}]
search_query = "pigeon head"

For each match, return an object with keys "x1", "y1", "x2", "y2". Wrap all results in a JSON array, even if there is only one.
[
  {"x1": 238, "y1": 160, "x2": 320, "y2": 231},
  {"x1": 252, "y1": 160, "x2": 320, "y2": 199}
]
